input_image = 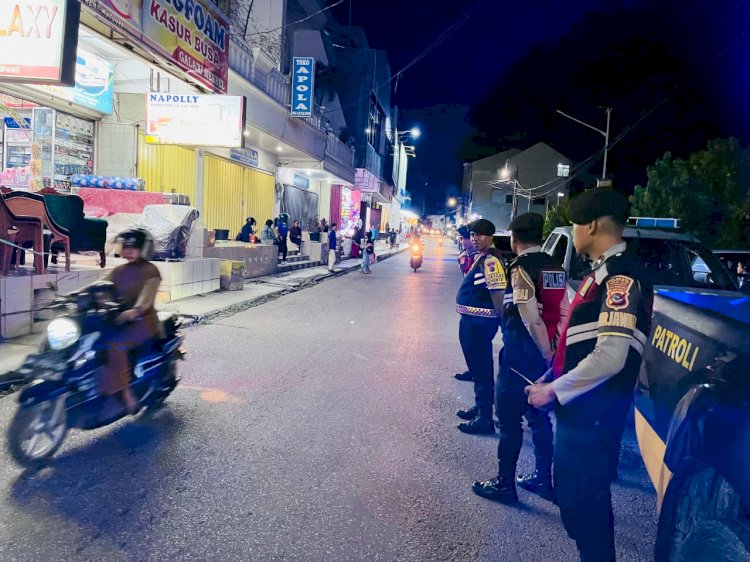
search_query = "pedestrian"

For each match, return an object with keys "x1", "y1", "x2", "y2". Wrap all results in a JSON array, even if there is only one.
[
  {"x1": 261, "y1": 219, "x2": 276, "y2": 244},
  {"x1": 527, "y1": 188, "x2": 654, "y2": 562},
  {"x1": 389, "y1": 228, "x2": 397, "y2": 250},
  {"x1": 290, "y1": 219, "x2": 303, "y2": 252},
  {"x1": 455, "y1": 219, "x2": 508, "y2": 435},
  {"x1": 320, "y1": 218, "x2": 329, "y2": 233},
  {"x1": 276, "y1": 214, "x2": 289, "y2": 264},
  {"x1": 352, "y1": 225, "x2": 362, "y2": 258},
  {"x1": 328, "y1": 223, "x2": 337, "y2": 272},
  {"x1": 472, "y1": 213, "x2": 567, "y2": 504},
  {"x1": 236, "y1": 217, "x2": 256, "y2": 242},
  {"x1": 361, "y1": 231, "x2": 374, "y2": 274}
]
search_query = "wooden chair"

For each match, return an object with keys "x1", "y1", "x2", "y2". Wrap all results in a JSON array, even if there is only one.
[
  {"x1": 0, "y1": 196, "x2": 44, "y2": 275},
  {"x1": 5, "y1": 192, "x2": 71, "y2": 272}
]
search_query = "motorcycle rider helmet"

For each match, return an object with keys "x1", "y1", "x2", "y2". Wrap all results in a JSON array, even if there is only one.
[{"x1": 116, "y1": 227, "x2": 154, "y2": 260}]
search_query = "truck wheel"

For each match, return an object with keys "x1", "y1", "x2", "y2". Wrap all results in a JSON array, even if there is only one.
[{"x1": 655, "y1": 460, "x2": 750, "y2": 561}]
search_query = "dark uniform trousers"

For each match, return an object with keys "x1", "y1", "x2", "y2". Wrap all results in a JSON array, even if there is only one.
[
  {"x1": 495, "y1": 346, "x2": 554, "y2": 481},
  {"x1": 458, "y1": 314, "x2": 498, "y2": 419},
  {"x1": 554, "y1": 399, "x2": 630, "y2": 562}
]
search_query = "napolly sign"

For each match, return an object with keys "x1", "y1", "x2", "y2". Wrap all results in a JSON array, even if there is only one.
[{"x1": 291, "y1": 57, "x2": 315, "y2": 117}]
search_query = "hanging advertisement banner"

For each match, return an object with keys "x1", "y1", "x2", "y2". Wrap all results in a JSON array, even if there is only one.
[
  {"x1": 83, "y1": 0, "x2": 230, "y2": 93},
  {"x1": 28, "y1": 48, "x2": 115, "y2": 114},
  {"x1": 145, "y1": 93, "x2": 246, "y2": 147},
  {"x1": 290, "y1": 57, "x2": 315, "y2": 117},
  {"x1": 0, "y1": 0, "x2": 80, "y2": 85}
]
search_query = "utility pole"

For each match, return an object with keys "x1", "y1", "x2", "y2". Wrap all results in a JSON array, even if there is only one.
[{"x1": 556, "y1": 107, "x2": 612, "y2": 180}]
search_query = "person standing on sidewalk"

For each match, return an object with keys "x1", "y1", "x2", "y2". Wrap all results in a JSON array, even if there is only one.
[
  {"x1": 472, "y1": 213, "x2": 566, "y2": 504},
  {"x1": 455, "y1": 219, "x2": 508, "y2": 435},
  {"x1": 361, "y1": 231, "x2": 374, "y2": 274},
  {"x1": 277, "y1": 214, "x2": 290, "y2": 264},
  {"x1": 527, "y1": 189, "x2": 653, "y2": 562},
  {"x1": 327, "y1": 223, "x2": 338, "y2": 272}
]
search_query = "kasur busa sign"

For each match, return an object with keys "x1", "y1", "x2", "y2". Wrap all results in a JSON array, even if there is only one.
[
  {"x1": 291, "y1": 57, "x2": 315, "y2": 117},
  {"x1": 84, "y1": 0, "x2": 229, "y2": 93}
]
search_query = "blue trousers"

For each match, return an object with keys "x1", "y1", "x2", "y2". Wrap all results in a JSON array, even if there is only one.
[{"x1": 458, "y1": 314, "x2": 498, "y2": 419}]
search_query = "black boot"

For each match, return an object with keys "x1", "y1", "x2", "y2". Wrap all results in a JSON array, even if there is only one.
[
  {"x1": 457, "y1": 417, "x2": 495, "y2": 435},
  {"x1": 472, "y1": 477, "x2": 518, "y2": 504},
  {"x1": 454, "y1": 370, "x2": 473, "y2": 382},
  {"x1": 456, "y1": 405, "x2": 479, "y2": 420},
  {"x1": 516, "y1": 470, "x2": 556, "y2": 503}
]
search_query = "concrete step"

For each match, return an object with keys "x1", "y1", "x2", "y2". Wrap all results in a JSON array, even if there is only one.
[
  {"x1": 278, "y1": 254, "x2": 308, "y2": 264},
  {"x1": 276, "y1": 258, "x2": 324, "y2": 273}
]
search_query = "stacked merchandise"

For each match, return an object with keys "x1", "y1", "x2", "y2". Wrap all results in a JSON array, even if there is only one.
[{"x1": 72, "y1": 174, "x2": 146, "y2": 190}]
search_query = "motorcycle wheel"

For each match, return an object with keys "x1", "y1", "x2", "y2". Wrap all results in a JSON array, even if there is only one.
[
  {"x1": 8, "y1": 397, "x2": 67, "y2": 468},
  {"x1": 147, "y1": 362, "x2": 178, "y2": 413}
]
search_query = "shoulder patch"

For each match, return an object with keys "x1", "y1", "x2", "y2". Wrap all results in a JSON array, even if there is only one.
[
  {"x1": 605, "y1": 275, "x2": 634, "y2": 310},
  {"x1": 484, "y1": 256, "x2": 507, "y2": 289},
  {"x1": 542, "y1": 271, "x2": 566, "y2": 289}
]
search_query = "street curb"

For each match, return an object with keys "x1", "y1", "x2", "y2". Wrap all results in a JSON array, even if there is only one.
[{"x1": 179, "y1": 246, "x2": 407, "y2": 327}]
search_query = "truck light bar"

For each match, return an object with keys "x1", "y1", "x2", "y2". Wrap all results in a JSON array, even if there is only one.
[{"x1": 628, "y1": 217, "x2": 681, "y2": 229}]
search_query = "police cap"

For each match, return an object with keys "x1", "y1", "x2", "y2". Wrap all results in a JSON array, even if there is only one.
[
  {"x1": 508, "y1": 212, "x2": 544, "y2": 243},
  {"x1": 567, "y1": 188, "x2": 630, "y2": 226},
  {"x1": 468, "y1": 218, "x2": 496, "y2": 237}
]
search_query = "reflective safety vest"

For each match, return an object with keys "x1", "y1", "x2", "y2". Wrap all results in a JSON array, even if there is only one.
[{"x1": 455, "y1": 250, "x2": 507, "y2": 318}]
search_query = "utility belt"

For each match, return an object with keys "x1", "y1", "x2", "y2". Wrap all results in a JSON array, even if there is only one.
[{"x1": 456, "y1": 304, "x2": 497, "y2": 318}]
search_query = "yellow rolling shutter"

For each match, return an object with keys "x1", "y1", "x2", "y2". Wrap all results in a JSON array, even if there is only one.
[
  {"x1": 202, "y1": 154, "x2": 274, "y2": 231},
  {"x1": 137, "y1": 131, "x2": 196, "y2": 203}
]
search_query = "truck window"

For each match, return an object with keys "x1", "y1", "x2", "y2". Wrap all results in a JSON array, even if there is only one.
[{"x1": 551, "y1": 234, "x2": 568, "y2": 267}]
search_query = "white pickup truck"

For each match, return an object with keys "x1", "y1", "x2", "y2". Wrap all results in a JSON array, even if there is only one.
[{"x1": 542, "y1": 223, "x2": 750, "y2": 561}]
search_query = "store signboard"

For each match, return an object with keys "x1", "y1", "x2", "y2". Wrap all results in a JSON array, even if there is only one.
[
  {"x1": 84, "y1": 0, "x2": 230, "y2": 93},
  {"x1": 0, "y1": 167, "x2": 32, "y2": 189},
  {"x1": 290, "y1": 57, "x2": 315, "y2": 117},
  {"x1": 293, "y1": 173, "x2": 309, "y2": 189},
  {"x1": 28, "y1": 48, "x2": 115, "y2": 114},
  {"x1": 0, "y1": 0, "x2": 80, "y2": 85},
  {"x1": 230, "y1": 147, "x2": 259, "y2": 168},
  {"x1": 145, "y1": 93, "x2": 246, "y2": 148}
]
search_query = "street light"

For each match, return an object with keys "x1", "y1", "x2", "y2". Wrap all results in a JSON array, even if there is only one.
[
  {"x1": 557, "y1": 191, "x2": 565, "y2": 205},
  {"x1": 556, "y1": 107, "x2": 612, "y2": 180},
  {"x1": 447, "y1": 197, "x2": 457, "y2": 207},
  {"x1": 396, "y1": 127, "x2": 421, "y2": 140}
]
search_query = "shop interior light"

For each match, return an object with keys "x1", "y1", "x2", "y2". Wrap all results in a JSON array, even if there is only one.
[{"x1": 276, "y1": 145, "x2": 283, "y2": 152}]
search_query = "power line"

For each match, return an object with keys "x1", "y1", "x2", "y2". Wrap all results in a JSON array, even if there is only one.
[{"x1": 240, "y1": 0, "x2": 345, "y2": 37}]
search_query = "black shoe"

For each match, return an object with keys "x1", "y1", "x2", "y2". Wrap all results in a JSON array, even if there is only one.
[
  {"x1": 456, "y1": 405, "x2": 479, "y2": 420},
  {"x1": 454, "y1": 371, "x2": 473, "y2": 382},
  {"x1": 472, "y1": 477, "x2": 518, "y2": 504},
  {"x1": 516, "y1": 471, "x2": 556, "y2": 503},
  {"x1": 457, "y1": 417, "x2": 495, "y2": 435}
]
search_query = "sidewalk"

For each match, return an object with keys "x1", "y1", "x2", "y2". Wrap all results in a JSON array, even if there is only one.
[{"x1": 0, "y1": 243, "x2": 407, "y2": 377}]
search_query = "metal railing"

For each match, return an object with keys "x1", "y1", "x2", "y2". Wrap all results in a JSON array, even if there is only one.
[{"x1": 325, "y1": 131, "x2": 355, "y2": 166}]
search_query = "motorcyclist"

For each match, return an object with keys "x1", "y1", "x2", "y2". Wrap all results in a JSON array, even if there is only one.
[{"x1": 102, "y1": 228, "x2": 162, "y2": 414}]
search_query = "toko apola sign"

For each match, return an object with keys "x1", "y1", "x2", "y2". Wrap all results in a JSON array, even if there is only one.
[{"x1": 291, "y1": 57, "x2": 315, "y2": 117}]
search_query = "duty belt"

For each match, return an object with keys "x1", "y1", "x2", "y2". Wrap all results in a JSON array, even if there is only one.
[{"x1": 456, "y1": 304, "x2": 497, "y2": 318}]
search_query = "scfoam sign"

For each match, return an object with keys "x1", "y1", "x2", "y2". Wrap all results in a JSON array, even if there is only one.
[
  {"x1": 145, "y1": 93, "x2": 246, "y2": 148},
  {"x1": 290, "y1": 57, "x2": 315, "y2": 117},
  {"x1": 0, "y1": 0, "x2": 80, "y2": 85}
]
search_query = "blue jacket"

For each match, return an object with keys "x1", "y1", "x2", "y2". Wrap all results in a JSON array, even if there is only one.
[{"x1": 328, "y1": 230, "x2": 337, "y2": 250}]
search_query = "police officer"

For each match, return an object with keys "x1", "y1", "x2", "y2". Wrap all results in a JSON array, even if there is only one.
[
  {"x1": 455, "y1": 218, "x2": 508, "y2": 435},
  {"x1": 527, "y1": 189, "x2": 653, "y2": 562},
  {"x1": 473, "y1": 213, "x2": 566, "y2": 503},
  {"x1": 454, "y1": 224, "x2": 480, "y2": 383}
]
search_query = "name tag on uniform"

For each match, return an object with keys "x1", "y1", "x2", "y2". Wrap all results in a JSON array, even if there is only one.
[
  {"x1": 542, "y1": 271, "x2": 566, "y2": 289},
  {"x1": 579, "y1": 276, "x2": 594, "y2": 297}
]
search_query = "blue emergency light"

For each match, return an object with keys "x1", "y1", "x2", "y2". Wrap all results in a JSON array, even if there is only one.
[{"x1": 628, "y1": 217, "x2": 681, "y2": 229}]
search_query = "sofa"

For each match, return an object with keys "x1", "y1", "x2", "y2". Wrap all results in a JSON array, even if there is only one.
[{"x1": 42, "y1": 193, "x2": 108, "y2": 267}]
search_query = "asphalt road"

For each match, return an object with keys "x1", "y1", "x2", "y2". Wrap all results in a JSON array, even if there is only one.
[{"x1": 0, "y1": 241, "x2": 657, "y2": 561}]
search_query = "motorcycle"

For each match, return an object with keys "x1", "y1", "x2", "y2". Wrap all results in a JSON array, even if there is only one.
[
  {"x1": 410, "y1": 242, "x2": 423, "y2": 272},
  {"x1": 1, "y1": 282, "x2": 185, "y2": 468}
]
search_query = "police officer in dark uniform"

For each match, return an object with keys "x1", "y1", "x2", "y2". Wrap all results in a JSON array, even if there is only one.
[
  {"x1": 473, "y1": 213, "x2": 567, "y2": 503},
  {"x1": 455, "y1": 219, "x2": 508, "y2": 435},
  {"x1": 454, "y1": 224, "x2": 480, "y2": 383},
  {"x1": 527, "y1": 189, "x2": 654, "y2": 562}
]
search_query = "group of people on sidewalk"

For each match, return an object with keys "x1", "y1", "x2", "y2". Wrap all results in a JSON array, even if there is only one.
[
  {"x1": 453, "y1": 188, "x2": 653, "y2": 562},
  {"x1": 326, "y1": 222, "x2": 377, "y2": 274},
  {"x1": 236, "y1": 214, "x2": 304, "y2": 264}
]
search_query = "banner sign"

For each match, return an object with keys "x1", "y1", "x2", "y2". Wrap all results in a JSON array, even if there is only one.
[
  {"x1": 290, "y1": 57, "x2": 315, "y2": 117},
  {"x1": 293, "y1": 173, "x2": 309, "y2": 189},
  {"x1": 28, "y1": 48, "x2": 115, "y2": 114},
  {"x1": 83, "y1": 0, "x2": 230, "y2": 93},
  {"x1": 145, "y1": 92, "x2": 246, "y2": 147},
  {"x1": 230, "y1": 147, "x2": 259, "y2": 168},
  {"x1": 0, "y1": 0, "x2": 80, "y2": 85}
]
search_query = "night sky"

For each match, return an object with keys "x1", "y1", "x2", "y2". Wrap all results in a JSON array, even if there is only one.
[{"x1": 330, "y1": 0, "x2": 750, "y2": 213}]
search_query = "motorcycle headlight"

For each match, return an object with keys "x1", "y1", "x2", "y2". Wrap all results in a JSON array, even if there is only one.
[
  {"x1": 412, "y1": 244, "x2": 420, "y2": 252},
  {"x1": 47, "y1": 317, "x2": 81, "y2": 351}
]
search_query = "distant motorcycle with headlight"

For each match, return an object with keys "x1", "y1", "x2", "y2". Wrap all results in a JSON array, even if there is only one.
[
  {"x1": 410, "y1": 242, "x2": 423, "y2": 272},
  {"x1": 1, "y1": 281, "x2": 185, "y2": 468}
]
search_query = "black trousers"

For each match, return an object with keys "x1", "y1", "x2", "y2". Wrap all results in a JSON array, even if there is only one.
[
  {"x1": 495, "y1": 365, "x2": 554, "y2": 481},
  {"x1": 458, "y1": 314, "x2": 498, "y2": 419},
  {"x1": 279, "y1": 238, "x2": 288, "y2": 261},
  {"x1": 554, "y1": 406, "x2": 628, "y2": 562}
]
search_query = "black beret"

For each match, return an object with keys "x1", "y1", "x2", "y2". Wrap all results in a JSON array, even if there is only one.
[
  {"x1": 567, "y1": 188, "x2": 630, "y2": 225},
  {"x1": 508, "y1": 212, "x2": 544, "y2": 241},
  {"x1": 468, "y1": 218, "x2": 496, "y2": 236},
  {"x1": 457, "y1": 225, "x2": 471, "y2": 239}
]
